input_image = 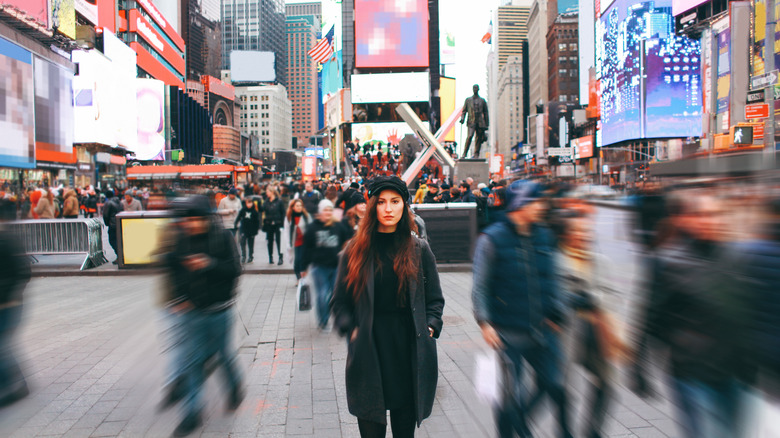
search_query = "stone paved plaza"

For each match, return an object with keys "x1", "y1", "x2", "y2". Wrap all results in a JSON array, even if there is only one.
[{"x1": 0, "y1": 271, "x2": 679, "y2": 438}]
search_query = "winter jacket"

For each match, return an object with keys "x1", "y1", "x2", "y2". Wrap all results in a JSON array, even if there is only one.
[
  {"x1": 0, "y1": 227, "x2": 30, "y2": 306},
  {"x1": 218, "y1": 196, "x2": 242, "y2": 230},
  {"x1": 284, "y1": 212, "x2": 311, "y2": 248},
  {"x1": 162, "y1": 222, "x2": 241, "y2": 310},
  {"x1": 331, "y1": 237, "x2": 445, "y2": 426},
  {"x1": 472, "y1": 219, "x2": 563, "y2": 332},
  {"x1": 234, "y1": 205, "x2": 261, "y2": 236},
  {"x1": 121, "y1": 197, "x2": 143, "y2": 212},
  {"x1": 102, "y1": 197, "x2": 123, "y2": 228},
  {"x1": 301, "y1": 219, "x2": 349, "y2": 269},
  {"x1": 62, "y1": 190, "x2": 79, "y2": 217},
  {"x1": 261, "y1": 198, "x2": 285, "y2": 230},
  {"x1": 34, "y1": 196, "x2": 56, "y2": 219},
  {"x1": 300, "y1": 190, "x2": 322, "y2": 215}
]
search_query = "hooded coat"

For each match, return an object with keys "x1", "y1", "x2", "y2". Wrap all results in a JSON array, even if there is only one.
[
  {"x1": 62, "y1": 190, "x2": 79, "y2": 217},
  {"x1": 330, "y1": 236, "x2": 445, "y2": 426}
]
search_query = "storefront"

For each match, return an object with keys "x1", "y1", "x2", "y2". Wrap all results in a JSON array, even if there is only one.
[
  {"x1": 0, "y1": 168, "x2": 24, "y2": 192},
  {"x1": 95, "y1": 152, "x2": 128, "y2": 191},
  {"x1": 35, "y1": 162, "x2": 76, "y2": 187}
]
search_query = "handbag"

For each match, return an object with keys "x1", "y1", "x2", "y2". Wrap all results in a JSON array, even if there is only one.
[
  {"x1": 474, "y1": 350, "x2": 502, "y2": 407},
  {"x1": 297, "y1": 277, "x2": 311, "y2": 311}
]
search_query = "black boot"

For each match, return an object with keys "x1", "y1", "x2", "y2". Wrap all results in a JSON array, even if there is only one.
[
  {"x1": 269, "y1": 255, "x2": 274, "y2": 264},
  {"x1": 173, "y1": 412, "x2": 202, "y2": 437},
  {"x1": 278, "y1": 253, "x2": 283, "y2": 265}
]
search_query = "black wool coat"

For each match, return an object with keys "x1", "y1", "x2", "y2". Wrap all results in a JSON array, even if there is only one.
[{"x1": 330, "y1": 236, "x2": 445, "y2": 426}]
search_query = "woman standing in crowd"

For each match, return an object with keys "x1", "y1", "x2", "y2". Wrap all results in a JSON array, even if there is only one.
[
  {"x1": 284, "y1": 198, "x2": 311, "y2": 281},
  {"x1": 62, "y1": 189, "x2": 79, "y2": 219},
  {"x1": 301, "y1": 200, "x2": 349, "y2": 331},
  {"x1": 331, "y1": 176, "x2": 445, "y2": 438},
  {"x1": 235, "y1": 197, "x2": 260, "y2": 264},
  {"x1": 34, "y1": 190, "x2": 55, "y2": 219},
  {"x1": 262, "y1": 187, "x2": 286, "y2": 265}
]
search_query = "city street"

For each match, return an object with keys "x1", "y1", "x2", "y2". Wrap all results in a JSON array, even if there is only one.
[{"x1": 0, "y1": 208, "x2": 681, "y2": 438}]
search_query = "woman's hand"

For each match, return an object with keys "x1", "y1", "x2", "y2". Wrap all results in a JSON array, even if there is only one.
[
  {"x1": 428, "y1": 327, "x2": 434, "y2": 337},
  {"x1": 480, "y1": 324, "x2": 502, "y2": 350},
  {"x1": 350, "y1": 327, "x2": 358, "y2": 342}
]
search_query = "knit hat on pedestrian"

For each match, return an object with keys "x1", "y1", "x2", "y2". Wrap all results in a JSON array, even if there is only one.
[
  {"x1": 228, "y1": 188, "x2": 238, "y2": 195},
  {"x1": 366, "y1": 176, "x2": 410, "y2": 201},
  {"x1": 504, "y1": 180, "x2": 544, "y2": 212},
  {"x1": 170, "y1": 195, "x2": 213, "y2": 217},
  {"x1": 344, "y1": 191, "x2": 367, "y2": 211},
  {"x1": 318, "y1": 199, "x2": 334, "y2": 213}
]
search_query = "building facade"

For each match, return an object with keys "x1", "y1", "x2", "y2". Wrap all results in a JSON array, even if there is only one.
[
  {"x1": 286, "y1": 15, "x2": 320, "y2": 150},
  {"x1": 547, "y1": 13, "x2": 579, "y2": 103},
  {"x1": 496, "y1": 3, "x2": 532, "y2": 70},
  {"x1": 286, "y1": 2, "x2": 322, "y2": 21},
  {"x1": 236, "y1": 85, "x2": 292, "y2": 151},
  {"x1": 183, "y1": 0, "x2": 222, "y2": 80},
  {"x1": 526, "y1": 0, "x2": 549, "y2": 113},
  {"x1": 496, "y1": 55, "x2": 526, "y2": 159},
  {"x1": 221, "y1": 0, "x2": 287, "y2": 86}
]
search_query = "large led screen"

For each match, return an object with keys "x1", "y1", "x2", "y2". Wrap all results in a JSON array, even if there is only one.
[
  {"x1": 103, "y1": 30, "x2": 138, "y2": 150},
  {"x1": 351, "y1": 72, "x2": 430, "y2": 103},
  {"x1": 353, "y1": 122, "x2": 428, "y2": 146},
  {"x1": 72, "y1": 50, "x2": 118, "y2": 146},
  {"x1": 0, "y1": 37, "x2": 35, "y2": 169},
  {"x1": 135, "y1": 78, "x2": 166, "y2": 161},
  {"x1": 34, "y1": 57, "x2": 75, "y2": 163},
  {"x1": 596, "y1": 0, "x2": 701, "y2": 146},
  {"x1": 672, "y1": 0, "x2": 709, "y2": 16},
  {"x1": 355, "y1": 0, "x2": 429, "y2": 68}
]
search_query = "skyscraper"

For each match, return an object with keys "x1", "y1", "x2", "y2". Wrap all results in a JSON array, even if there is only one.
[
  {"x1": 221, "y1": 0, "x2": 287, "y2": 87},
  {"x1": 286, "y1": 15, "x2": 320, "y2": 149}
]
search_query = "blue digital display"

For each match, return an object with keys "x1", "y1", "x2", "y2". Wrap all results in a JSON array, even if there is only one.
[{"x1": 596, "y1": 0, "x2": 701, "y2": 146}]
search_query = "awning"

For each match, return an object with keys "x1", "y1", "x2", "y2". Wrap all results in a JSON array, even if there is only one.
[
  {"x1": 126, "y1": 165, "x2": 181, "y2": 180},
  {"x1": 178, "y1": 164, "x2": 235, "y2": 179}
]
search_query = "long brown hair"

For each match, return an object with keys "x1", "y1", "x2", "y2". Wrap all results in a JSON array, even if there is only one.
[
  {"x1": 286, "y1": 198, "x2": 309, "y2": 222},
  {"x1": 344, "y1": 192, "x2": 419, "y2": 302}
]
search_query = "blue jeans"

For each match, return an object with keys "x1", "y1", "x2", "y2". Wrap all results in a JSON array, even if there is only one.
[
  {"x1": 0, "y1": 304, "x2": 26, "y2": 398},
  {"x1": 182, "y1": 308, "x2": 242, "y2": 418},
  {"x1": 496, "y1": 328, "x2": 570, "y2": 438},
  {"x1": 309, "y1": 265, "x2": 336, "y2": 328},
  {"x1": 160, "y1": 308, "x2": 191, "y2": 390},
  {"x1": 671, "y1": 376, "x2": 741, "y2": 438}
]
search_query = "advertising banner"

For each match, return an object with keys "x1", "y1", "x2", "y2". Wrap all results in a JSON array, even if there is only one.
[
  {"x1": 352, "y1": 122, "x2": 428, "y2": 147},
  {"x1": 321, "y1": 50, "x2": 342, "y2": 103},
  {"x1": 103, "y1": 30, "x2": 138, "y2": 150},
  {"x1": 72, "y1": 50, "x2": 118, "y2": 146},
  {"x1": 440, "y1": 77, "x2": 457, "y2": 142},
  {"x1": 50, "y1": 0, "x2": 76, "y2": 39},
  {"x1": 302, "y1": 156, "x2": 317, "y2": 181},
  {"x1": 4, "y1": 0, "x2": 48, "y2": 28},
  {"x1": 75, "y1": 0, "x2": 98, "y2": 25},
  {"x1": 0, "y1": 37, "x2": 35, "y2": 169},
  {"x1": 716, "y1": 22, "x2": 730, "y2": 115},
  {"x1": 135, "y1": 78, "x2": 166, "y2": 161},
  {"x1": 34, "y1": 57, "x2": 75, "y2": 163},
  {"x1": 355, "y1": 0, "x2": 429, "y2": 68}
]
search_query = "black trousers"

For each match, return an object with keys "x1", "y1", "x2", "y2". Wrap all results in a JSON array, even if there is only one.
[
  {"x1": 357, "y1": 408, "x2": 416, "y2": 438},
  {"x1": 239, "y1": 234, "x2": 255, "y2": 259},
  {"x1": 265, "y1": 228, "x2": 281, "y2": 259}
]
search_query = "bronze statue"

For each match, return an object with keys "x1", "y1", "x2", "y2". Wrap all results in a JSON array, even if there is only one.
[{"x1": 459, "y1": 84, "x2": 489, "y2": 159}]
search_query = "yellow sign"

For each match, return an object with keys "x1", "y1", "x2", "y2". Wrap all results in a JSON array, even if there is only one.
[{"x1": 120, "y1": 218, "x2": 172, "y2": 265}]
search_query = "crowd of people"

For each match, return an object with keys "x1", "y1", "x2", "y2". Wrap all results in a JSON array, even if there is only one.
[{"x1": 1, "y1": 171, "x2": 778, "y2": 438}]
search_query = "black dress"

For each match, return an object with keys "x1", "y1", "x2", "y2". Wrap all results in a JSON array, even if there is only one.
[{"x1": 372, "y1": 231, "x2": 415, "y2": 410}]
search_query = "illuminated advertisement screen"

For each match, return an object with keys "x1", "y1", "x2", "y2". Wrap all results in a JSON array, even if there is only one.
[
  {"x1": 352, "y1": 122, "x2": 428, "y2": 146},
  {"x1": 596, "y1": 0, "x2": 701, "y2": 146},
  {"x1": 135, "y1": 78, "x2": 166, "y2": 161},
  {"x1": 351, "y1": 72, "x2": 430, "y2": 103},
  {"x1": 672, "y1": 0, "x2": 709, "y2": 16},
  {"x1": 35, "y1": 57, "x2": 75, "y2": 163},
  {"x1": 0, "y1": 37, "x2": 35, "y2": 169},
  {"x1": 103, "y1": 30, "x2": 138, "y2": 150},
  {"x1": 72, "y1": 50, "x2": 118, "y2": 146},
  {"x1": 355, "y1": 0, "x2": 429, "y2": 68}
]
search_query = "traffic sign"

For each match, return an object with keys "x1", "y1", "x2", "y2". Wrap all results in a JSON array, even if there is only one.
[
  {"x1": 745, "y1": 103, "x2": 770, "y2": 119},
  {"x1": 751, "y1": 70, "x2": 778, "y2": 89},
  {"x1": 747, "y1": 89, "x2": 766, "y2": 103},
  {"x1": 547, "y1": 147, "x2": 573, "y2": 156}
]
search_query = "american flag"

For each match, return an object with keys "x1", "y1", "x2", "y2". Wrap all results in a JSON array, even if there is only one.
[{"x1": 308, "y1": 26, "x2": 335, "y2": 64}]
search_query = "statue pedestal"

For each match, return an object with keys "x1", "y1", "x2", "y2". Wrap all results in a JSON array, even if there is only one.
[{"x1": 454, "y1": 159, "x2": 489, "y2": 186}]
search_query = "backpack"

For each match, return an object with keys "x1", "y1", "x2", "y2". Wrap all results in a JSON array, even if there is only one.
[{"x1": 487, "y1": 187, "x2": 505, "y2": 208}]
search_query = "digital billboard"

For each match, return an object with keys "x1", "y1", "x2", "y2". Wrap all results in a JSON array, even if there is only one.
[
  {"x1": 0, "y1": 37, "x2": 35, "y2": 169},
  {"x1": 596, "y1": 0, "x2": 701, "y2": 146},
  {"x1": 103, "y1": 30, "x2": 138, "y2": 150},
  {"x1": 230, "y1": 51, "x2": 275, "y2": 83},
  {"x1": 672, "y1": 0, "x2": 709, "y2": 16},
  {"x1": 51, "y1": 0, "x2": 77, "y2": 40},
  {"x1": 34, "y1": 57, "x2": 75, "y2": 163},
  {"x1": 72, "y1": 50, "x2": 117, "y2": 146},
  {"x1": 352, "y1": 122, "x2": 428, "y2": 146},
  {"x1": 135, "y1": 78, "x2": 166, "y2": 161},
  {"x1": 322, "y1": 50, "x2": 343, "y2": 103},
  {"x1": 355, "y1": 0, "x2": 429, "y2": 68},
  {"x1": 351, "y1": 72, "x2": 430, "y2": 103}
]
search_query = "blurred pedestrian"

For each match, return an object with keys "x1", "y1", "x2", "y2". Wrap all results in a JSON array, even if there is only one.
[
  {"x1": 300, "y1": 182, "x2": 323, "y2": 215},
  {"x1": 632, "y1": 192, "x2": 747, "y2": 438},
  {"x1": 340, "y1": 191, "x2": 367, "y2": 240},
  {"x1": 62, "y1": 189, "x2": 79, "y2": 219},
  {"x1": 102, "y1": 190, "x2": 123, "y2": 264},
  {"x1": 284, "y1": 199, "x2": 311, "y2": 281},
  {"x1": 331, "y1": 176, "x2": 445, "y2": 438},
  {"x1": 302, "y1": 199, "x2": 349, "y2": 330},
  {"x1": 121, "y1": 189, "x2": 142, "y2": 212},
  {"x1": 218, "y1": 188, "x2": 241, "y2": 237},
  {"x1": 556, "y1": 203, "x2": 624, "y2": 438},
  {"x1": 34, "y1": 190, "x2": 56, "y2": 219},
  {"x1": 235, "y1": 198, "x2": 260, "y2": 264},
  {"x1": 0, "y1": 206, "x2": 31, "y2": 407},
  {"x1": 471, "y1": 180, "x2": 570, "y2": 438},
  {"x1": 262, "y1": 187, "x2": 286, "y2": 265},
  {"x1": 162, "y1": 196, "x2": 244, "y2": 437}
]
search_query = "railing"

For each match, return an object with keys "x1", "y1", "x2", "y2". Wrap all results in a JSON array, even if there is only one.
[{"x1": 8, "y1": 219, "x2": 108, "y2": 270}]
